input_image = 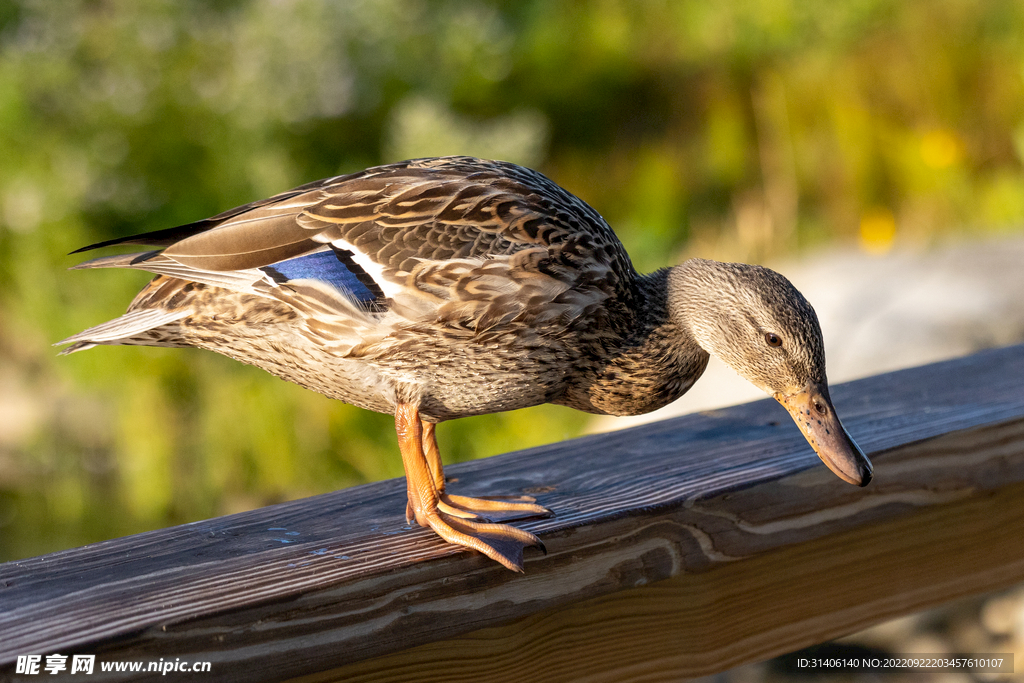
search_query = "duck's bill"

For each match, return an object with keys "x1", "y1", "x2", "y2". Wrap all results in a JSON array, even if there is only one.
[{"x1": 774, "y1": 382, "x2": 873, "y2": 487}]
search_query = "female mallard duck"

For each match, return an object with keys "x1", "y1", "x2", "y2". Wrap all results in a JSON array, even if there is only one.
[{"x1": 60, "y1": 156, "x2": 872, "y2": 572}]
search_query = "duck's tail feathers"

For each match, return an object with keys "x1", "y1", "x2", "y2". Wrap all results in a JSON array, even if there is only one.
[
  {"x1": 68, "y1": 184, "x2": 319, "y2": 255},
  {"x1": 70, "y1": 251, "x2": 265, "y2": 292},
  {"x1": 55, "y1": 309, "x2": 192, "y2": 355},
  {"x1": 69, "y1": 251, "x2": 163, "y2": 268}
]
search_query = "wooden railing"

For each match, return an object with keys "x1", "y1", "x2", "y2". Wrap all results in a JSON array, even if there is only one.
[{"x1": 3, "y1": 345, "x2": 1024, "y2": 682}]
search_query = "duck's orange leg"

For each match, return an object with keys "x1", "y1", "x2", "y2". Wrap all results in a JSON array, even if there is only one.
[{"x1": 396, "y1": 403, "x2": 547, "y2": 572}]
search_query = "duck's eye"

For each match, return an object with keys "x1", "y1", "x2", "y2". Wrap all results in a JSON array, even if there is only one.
[{"x1": 764, "y1": 332, "x2": 783, "y2": 348}]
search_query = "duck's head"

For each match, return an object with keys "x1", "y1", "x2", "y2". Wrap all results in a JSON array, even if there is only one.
[{"x1": 670, "y1": 258, "x2": 872, "y2": 487}]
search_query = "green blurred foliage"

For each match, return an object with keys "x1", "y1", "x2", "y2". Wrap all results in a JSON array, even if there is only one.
[{"x1": 1, "y1": 0, "x2": 1023, "y2": 560}]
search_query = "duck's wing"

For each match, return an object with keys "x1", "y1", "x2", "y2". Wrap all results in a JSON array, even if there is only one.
[{"x1": 68, "y1": 157, "x2": 636, "y2": 350}]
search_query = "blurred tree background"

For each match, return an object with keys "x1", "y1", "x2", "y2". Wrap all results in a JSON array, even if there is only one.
[{"x1": 2, "y1": 0, "x2": 1024, "y2": 561}]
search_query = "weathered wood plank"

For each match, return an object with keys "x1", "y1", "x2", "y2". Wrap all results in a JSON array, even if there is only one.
[
  {"x1": 292, "y1": 429, "x2": 1024, "y2": 683},
  {"x1": 2, "y1": 344, "x2": 1024, "y2": 682}
]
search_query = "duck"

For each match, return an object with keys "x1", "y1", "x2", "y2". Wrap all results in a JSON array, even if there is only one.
[{"x1": 59, "y1": 156, "x2": 872, "y2": 572}]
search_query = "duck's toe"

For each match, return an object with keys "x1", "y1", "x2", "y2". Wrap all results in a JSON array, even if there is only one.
[
  {"x1": 423, "y1": 511, "x2": 545, "y2": 572},
  {"x1": 438, "y1": 493, "x2": 552, "y2": 523}
]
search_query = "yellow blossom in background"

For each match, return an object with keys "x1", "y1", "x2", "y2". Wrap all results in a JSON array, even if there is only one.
[
  {"x1": 920, "y1": 129, "x2": 963, "y2": 169},
  {"x1": 859, "y1": 207, "x2": 897, "y2": 255}
]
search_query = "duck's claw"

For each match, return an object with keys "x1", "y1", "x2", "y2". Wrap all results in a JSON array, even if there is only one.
[
  {"x1": 424, "y1": 510, "x2": 545, "y2": 572},
  {"x1": 438, "y1": 494, "x2": 552, "y2": 523}
]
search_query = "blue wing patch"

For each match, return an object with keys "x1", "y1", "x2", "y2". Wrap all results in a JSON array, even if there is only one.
[{"x1": 263, "y1": 248, "x2": 386, "y2": 309}]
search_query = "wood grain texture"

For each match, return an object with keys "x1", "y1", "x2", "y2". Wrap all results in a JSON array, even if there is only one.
[
  {"x1": 294, "y1": 476, "x2": 1024, "y2": 683},
  {"x1": 3, "y1": 344, "x2": 1024, "y2": 682}
]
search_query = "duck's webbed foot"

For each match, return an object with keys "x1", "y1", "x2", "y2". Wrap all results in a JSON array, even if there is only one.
[
  {"x1": 415, "y1": 508, "x2": 546, "y2": 573},
  {"x1": 396, "y1": 404, "x2": 548, "y2": 572}
]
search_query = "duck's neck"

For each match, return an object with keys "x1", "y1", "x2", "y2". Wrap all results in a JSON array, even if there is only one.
[
  {"x1": 665, "y1": 258, "x2": 734, "y2": 355},
  {"x1": 554, "y1": 266, "x2": 710, "y2": 417}
]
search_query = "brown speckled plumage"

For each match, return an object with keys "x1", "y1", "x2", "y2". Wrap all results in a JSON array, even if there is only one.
[{"x1": 60, "y1": 156, "x2": 872, "y2": 572}]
